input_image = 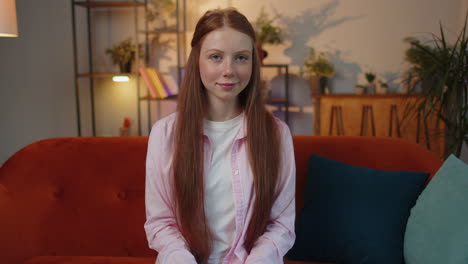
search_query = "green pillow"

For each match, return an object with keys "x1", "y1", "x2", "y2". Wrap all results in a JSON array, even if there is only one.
[{"x1": 404, "y1": 154, "x2": 468, "y2": 264}]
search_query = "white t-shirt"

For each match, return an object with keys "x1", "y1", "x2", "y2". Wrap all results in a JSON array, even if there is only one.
[{"x1": 203, "y1": 112, "x2": 243, "y2": 264}]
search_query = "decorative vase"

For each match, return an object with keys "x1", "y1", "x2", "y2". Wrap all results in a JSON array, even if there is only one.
[
  {"x1": 309, "y1": 76, "x2": 320, "y2": 96},
  {"x1": 119, "y1": 61, "x2": 132, "y2": 73},
  {"x1": 309, "y1": 76, "x2": 330, "y2": 95},
  {"x1": 256, "y1": 45, "x2": 268, "y2": 64},
  {"x1": 355, "y1": 87, "x2": 365, "y2": 95},
  {"x1": 319, "y1": 76, "x2": 329, "y2": 94},
  {"x1": 376, "y1": 85, "x2": 388, "y2": 94},
  {"x1": 366, "y1": 84, "x2": 376, "y2": 94}
]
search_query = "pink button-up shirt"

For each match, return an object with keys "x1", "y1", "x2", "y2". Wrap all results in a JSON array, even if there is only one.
[{"x1": 145, "y1": 113, "x2": 296, "y2": 264}]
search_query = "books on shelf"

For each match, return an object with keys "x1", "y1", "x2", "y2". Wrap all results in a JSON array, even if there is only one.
[
  {"x1": 139, "y1": 67, "x2": 179, "y2": 99},
  {"x1": 158, "y1": 71, "x2": 179, "y2": 96},
  {"x1": 139, "y1": 67, "x2": 157, "y2": 98}
]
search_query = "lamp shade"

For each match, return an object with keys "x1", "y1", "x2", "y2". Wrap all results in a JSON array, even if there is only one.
[{"x1": 0, "y1": 0, "x2": 18, "y2": 37}]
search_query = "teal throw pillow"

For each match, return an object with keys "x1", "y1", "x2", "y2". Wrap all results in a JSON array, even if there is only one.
[{"x1": 404, "y1": 154, "x2": 468, "y2": 264}]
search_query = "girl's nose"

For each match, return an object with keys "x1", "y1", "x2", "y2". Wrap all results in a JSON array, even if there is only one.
[{"x1": 223, "y1": 60, "x2": 234, "y2": 78}]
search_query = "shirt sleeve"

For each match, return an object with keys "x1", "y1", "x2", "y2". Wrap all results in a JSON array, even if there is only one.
[
  {"x1": 144, "y1": 121, "x2": 197, "y2": 264},
  {"x1": 245, "y1": 121, "x2": 296, "y2": 264}
]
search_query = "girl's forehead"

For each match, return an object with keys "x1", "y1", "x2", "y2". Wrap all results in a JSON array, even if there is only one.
[{"x1": 200, "y1": 27, "x2": 253, "y2": 52}]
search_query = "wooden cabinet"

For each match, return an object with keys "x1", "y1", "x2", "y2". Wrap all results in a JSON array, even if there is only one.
[{"x1": 313, "y1": 94, "x2": 445, "y2": 158}]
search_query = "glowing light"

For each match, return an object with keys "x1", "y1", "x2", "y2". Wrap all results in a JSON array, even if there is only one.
[{"x1": 113, "y1": 76, "x2": 130, "y2": 82}]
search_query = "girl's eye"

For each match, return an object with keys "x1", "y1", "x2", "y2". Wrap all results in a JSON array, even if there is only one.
[
  {"x1": 210, "y1": 54, "x2": 222, "y2": 61},
  {"x1": 236, "y1": 55, "x2": 249, "y2": 61}
]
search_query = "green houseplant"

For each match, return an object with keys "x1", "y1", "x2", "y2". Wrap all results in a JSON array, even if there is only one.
[
  {"x1": 365, "y1": 72, "x2": 376, "y2": 83},
  {"x1": 253, "y1": 8, "x2": 284, "y2": 61},
  {"x1": 303, "y1": 48, "x2": 335, "y2": 95},
  {"x1": 365, "y1": 72, "x2": 376, "y2": 94},
  {"x1": 106, "y1": 38, "x2": 136, "y2": 73},
  {"x1": 403, "y1": 14, "x2": 467, "y2": 158},
  {"x1": 403, "y1": 37, "x2": 441, "y2": 93}
]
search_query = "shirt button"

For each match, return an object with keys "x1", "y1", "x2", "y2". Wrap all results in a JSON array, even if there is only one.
[{"x1": 234, "y1": 170, "x2": 239, "y2": 175}]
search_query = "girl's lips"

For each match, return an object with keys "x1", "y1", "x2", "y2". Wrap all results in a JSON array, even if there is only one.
[{"x1": 218, "y1": 82, "x2": 237, "y2": 90}]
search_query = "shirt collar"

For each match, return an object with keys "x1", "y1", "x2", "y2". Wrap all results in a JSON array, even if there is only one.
[{"x1": 202, "y1": 111, "x2": 247, "y2": 140}]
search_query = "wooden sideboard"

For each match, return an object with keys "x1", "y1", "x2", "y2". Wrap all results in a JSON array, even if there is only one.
[{"x1": 312, "y1": 94, "x2": 445, "y2": 159}]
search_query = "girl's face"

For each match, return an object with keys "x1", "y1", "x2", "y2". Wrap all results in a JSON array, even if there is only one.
[{"x1": 199, "y1": 26, "x2": 253, "y2": 106}]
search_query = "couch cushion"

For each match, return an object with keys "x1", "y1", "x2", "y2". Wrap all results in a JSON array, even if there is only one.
[
  {"x1": 404, "y1": 154, "x2": 468, "y2": 264},
  {"x1": 287, "y1": 154, "x2": 429, "y2": 264}
]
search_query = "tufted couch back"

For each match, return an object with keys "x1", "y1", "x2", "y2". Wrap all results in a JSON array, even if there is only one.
[
  {"x1": 0, "y1": 136, "x2": 442, "y2": 264},
  {"x1": 0, "y1": 137, "x2": 154, "y2": 264}
]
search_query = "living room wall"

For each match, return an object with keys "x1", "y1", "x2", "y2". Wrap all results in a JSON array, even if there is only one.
[
  {"x1": 0, "y1": 0, "x2": 467, "y2": 165},
  {"x1": 0, "y1": 0, "x2": 76, "y2": 165}
]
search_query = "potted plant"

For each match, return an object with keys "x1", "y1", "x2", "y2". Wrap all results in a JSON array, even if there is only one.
[
  {"x1": 364, "y1": 72, "x2": 376, "y2": 94},
  {"x1": 355, "y1": 84, "x2": 366, "y2": 95},
  {"x1": 402, "y1": 14, "x2": 467, "y2": 158},
  {"x1": 402, "y1": 37, "x2": 437, "y2": 93},
  {"x1": 302, "y1": 48, "x2": 335, "y2": 95},
  {"x1": 106, "y1": 38, "x2": 136, "y2": 73},
  {"x1": 376, "y1": 80, "x2": 389, "y2": 94},
  {"x1": 253, "y1": 7, "x2": 284, "y2": 62}
]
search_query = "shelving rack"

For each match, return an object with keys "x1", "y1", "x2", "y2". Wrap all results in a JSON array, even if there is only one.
[
  {"x1": 71, "y1": 0, "x2": 145, "y2": 136},
  {"x1": 138, "y1": 0, "x2": 186, "y2": 135}
]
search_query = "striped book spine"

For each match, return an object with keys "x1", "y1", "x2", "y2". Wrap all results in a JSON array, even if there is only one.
[
  {"x1": 158, "y1": 71, "x2": 179, "y2": 96},
  {"x1": 146, "y1": 68, "x2": 168, "y2": 98},
  {"x1": 155, "y1": 70, "x2": 173, "y2": 96},
  {"x1": 139, "y1": 67, "x2": 158, "y2": 98}
]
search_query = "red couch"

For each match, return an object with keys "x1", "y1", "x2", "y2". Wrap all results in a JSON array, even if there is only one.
[{"x1": 0, "y1": 136, "x2": 442, "y2": 264}]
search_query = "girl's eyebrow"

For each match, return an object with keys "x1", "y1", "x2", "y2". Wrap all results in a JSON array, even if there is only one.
[
  {"x1": 235, "y1": 50, "x2": 252, "y2": 54},
  {"x1": 204, "y1": 49, "x2": 223, "y2": 53},
  {"x1": 204, "y1": 49, "x2": 251, "y2": 54}
]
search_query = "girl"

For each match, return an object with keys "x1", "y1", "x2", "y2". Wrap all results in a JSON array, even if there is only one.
[{"x1": 145, "y1": 8, "x2": 296, "y2": 264}]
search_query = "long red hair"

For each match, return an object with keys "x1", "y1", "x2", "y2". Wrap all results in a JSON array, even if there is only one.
[{"x1": 172, "y1": 8, "x2": 281, "y2": 263}]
